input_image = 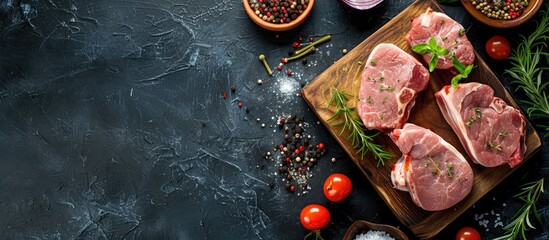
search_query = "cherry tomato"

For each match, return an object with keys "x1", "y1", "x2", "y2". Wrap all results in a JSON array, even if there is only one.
[
  {"x1": 323, "y1": 173, "x2": 352, "y2": 202},
  {"x1": 486, "y1": 35, "x2": 511, "y2": 60},
  {"x1": 456, "y1": 226, "x2": 481, "y2": 240},
  {"x1": 300, "y1": 204, "x2": 330, "y2": 231}
]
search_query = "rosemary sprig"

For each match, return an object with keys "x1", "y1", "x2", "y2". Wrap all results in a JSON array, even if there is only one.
[
  {"x1": 327, "y1": 88, "x2": 392, "y2": 166},
  {"x1": 494, "y1": 178, "x2": 545, "y2": 240},
  {"x1": 505, "y1": 5, "x2": 549, "y2": 137}
]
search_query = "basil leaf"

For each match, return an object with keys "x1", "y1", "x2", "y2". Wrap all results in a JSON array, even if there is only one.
[
  {"x1": 437, "y1": 46, "x2": 449, "y2": 55},
  {"x1": 453, "y1": 57, "x2": 466, "y2": 73},
  {"x1": 429, "y1": 54, "x2": 438, "y2": 72},
  {"x1": 463, "y1": 64, "x2": 474, "y2": 76},
  {"x1": 428, "y1": 37, "x2": 438, "y2": 49},
  {"x1": 412, "y1": 44, "x2": 430, "y2": 54},
  {"x1": 451, "y1": 74, "x2": 462, "y2": 87},
  {"x1": 451, "y1": 57, "x2": 474, "y2": 88}
]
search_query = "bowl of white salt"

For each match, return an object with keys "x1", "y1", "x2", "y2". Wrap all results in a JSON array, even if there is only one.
[{"x1": 343, "y1": 220, "x2": 409, "y2": 240}]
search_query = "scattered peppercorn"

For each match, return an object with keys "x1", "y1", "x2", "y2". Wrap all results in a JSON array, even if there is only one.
[
  {"x1": 317, "y1": 142, "x2": 325, "y2": 149},
  {"x1": 257, "y1": 79, "x2": 263, "y2": 85},
  {"x1": 287, "y1": 70, "x2": 292, "y2": 76},
  {"x1": 277, "y1": 65, "x2": 283, "y2": 71},
  {"x1": 238, "y1": 102, "x2": 243, "y2": 108},
  {"x1": 342, "y1": 48, "x2": 348, "y2": 54},
  {"x1": 231, "y1": 85, "x2": 236, "y2": 92},
  {"x1": 223, "y1": 92, "x2": 227, "y2": 99},
  {"x1": 261, "y1": 115, "x2": 328, "y2": 194},
  {"x1": 302, "y1": 58, "x2": 307, "y2": 64}
]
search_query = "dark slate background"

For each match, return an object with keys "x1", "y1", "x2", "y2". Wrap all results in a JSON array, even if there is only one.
[{"x1": 0, "y1": 0, "x2": 547, "y2": 239}]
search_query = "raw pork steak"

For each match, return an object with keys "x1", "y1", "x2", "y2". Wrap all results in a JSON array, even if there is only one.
[
  {"x1": 390, "y1": 123, "x2": 473, "y2": 211},
  {"x1": 406, "y1": 8, "x2": 475, "y2": 70},
  {"x1": 357, "y1": 43, "x2": 429, "y2": 131},
  {"x1": 435, "y1": 83, "x2": 527, "y2": 168}
]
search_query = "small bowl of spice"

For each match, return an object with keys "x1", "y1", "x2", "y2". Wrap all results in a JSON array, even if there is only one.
[
  {"x1": 243, "y1": 0, "x2": 315, "y2": 31},
  {"x1": 461, "y1": 0, "x2": 544, "y2": 28},
  {"x1": 343, "y1": 220, "x2": 409, "y2": 240}
]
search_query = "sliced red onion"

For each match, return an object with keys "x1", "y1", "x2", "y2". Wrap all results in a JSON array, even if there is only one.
[{"x1": 339, "y1": 0, "x2": 384, "y2": 10}]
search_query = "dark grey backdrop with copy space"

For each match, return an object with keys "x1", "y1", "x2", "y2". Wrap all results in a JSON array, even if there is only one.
[{"x1": 0, "y1": 0, "x2": 548, "y2": 239}]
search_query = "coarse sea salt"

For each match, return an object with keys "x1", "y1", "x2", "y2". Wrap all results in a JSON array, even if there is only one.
[{"x1": 355, "y1": 230, "x2": 395, "y2": 240}]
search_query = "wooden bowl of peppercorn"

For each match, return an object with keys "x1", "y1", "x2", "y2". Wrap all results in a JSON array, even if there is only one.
[
  {"x1": 243, "y1": 0, "x2": 315, "y2": 31},
  {"x1": 461, "y1": 0, "x2": 544, "y2": 28}
]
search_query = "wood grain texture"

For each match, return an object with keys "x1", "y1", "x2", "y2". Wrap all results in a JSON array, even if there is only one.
[{"x1": 301, "y1": 0, "x2": 542, "y2": 239}]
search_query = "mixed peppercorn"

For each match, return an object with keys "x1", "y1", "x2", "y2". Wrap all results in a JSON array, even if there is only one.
[
  {"x1": 470, "y1": 0, "x2": 529, "y2": 20},
  {"x1": 263, "y1": 116, "x2": 328, "y2": 193},
  {"x1": 248, "y1": 0, "x2": 310, "y2": 24}
]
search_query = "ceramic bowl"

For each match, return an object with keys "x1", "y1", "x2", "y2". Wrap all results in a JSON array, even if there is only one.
[
  {"x1": 343, "y1": 220, "x2": 409, "y2": 240},
  {"x1": 243, "y1": 0, "x2": 315, "y2": 31},
  {"x1": 461, "y1": 0, "x2": 544, "y2": 28}
]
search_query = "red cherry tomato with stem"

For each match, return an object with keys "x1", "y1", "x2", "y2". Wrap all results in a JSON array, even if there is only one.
[
  {"x1": 456, "y1": 226, "x2": 481, "y2": 240},
  {"x1": 300, "y1": 204, "x2": 330, "y2": 239},
  {"x1": 323, "y1": 173, "x2": 352, "y2": 202},
  {"x1": 486, "y1": 35, "x2": 511, "y2": 60}
]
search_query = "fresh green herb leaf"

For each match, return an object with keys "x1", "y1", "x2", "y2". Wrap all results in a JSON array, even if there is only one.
[
  {"x1": 429, "y1": 54, "x2": 438, "y2": 72},
  {"x1": 436, "y1": 45, "x2": 449, "y2": 55},
  {"x1": 453, "y1": 55, "x2": 466, "y2": 72},
  {"x1": 505, "y1": 5, "x2": 549, "y2": 138},
  {"x1": 411, "y1": 44, "x2": 430, "y2": 54},
  {"x1": 447, "y1": 163, "x2": 454, "y2": 178},
  {"x1": 451, "y1": 56, "x2": 474, "y2": 87},
  {"x1": 428, "y1": 37, "x2": 438, "y2": 49},
  {"x1": 328, "y1": 88, "x2": 393, "y2": 166},
  {"x1": 486, "y1": 141, "x2": 494, "y2": 150},
  {"x1": 412, "y1": 37, "x2": 450, "y2": 72},
  {"x1": 493, "y1": 179, "x2": 545, "y2": 240}
]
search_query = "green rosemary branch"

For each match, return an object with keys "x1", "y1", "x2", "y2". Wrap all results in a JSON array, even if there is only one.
[
  {"x1": 505, "y1": 5, "x2": 549, "y2": 137},
  {"x1": 493, "y1": 178, "x2": 545, "y2": 240},
  {"x1": 327, "y1": 88, "x2": 392, "y2": 166}
]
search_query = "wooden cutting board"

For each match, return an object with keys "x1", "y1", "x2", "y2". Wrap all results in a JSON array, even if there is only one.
[{"x1": 301, "y1": 0, "x2": 542, "y2": 239}]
